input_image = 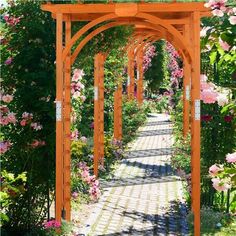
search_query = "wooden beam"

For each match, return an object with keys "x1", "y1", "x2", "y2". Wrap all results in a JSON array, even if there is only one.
[
  {"x1": 190, "y1": 11, "x2": 201, "y2": 236},
  {"x1": 42, "y1": 3, "x2": 209, "y2": 15},
  {"x1": 63, "y1": 17, "x2": 71, "y2": 221},
  {"x1": 114, "y1": 83, "x2": 122, "y2": 141},
  {"x1": 183, "y1": 24, "x2": 190, "y2": 138},
  {"x1": 99, "y1": 53, "x2": 105, "y2": 167},
  {"x1": 137, "y1": 47, "x2": 144, "y2": 105},
  {"x1": 55, "y1": 12, "x2": 63, "y2": 222},
  {"x1": 94, "y1": 54, "x2": 100, "y2": 177}
]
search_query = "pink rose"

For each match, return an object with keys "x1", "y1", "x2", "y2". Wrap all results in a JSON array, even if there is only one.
[
  {"x1": 20, "y1": 119, "x2": 27, "y2": 126},
  {"x1": 22, "y1": 112, "x2": 33, "y2": 119},
  {"x1": 71, "y1": 130, "x2": 79, "y2": 140},
  {"x1": 7, "y1": 112, "x2": 17, "y2": 124},
  {"x1": 219, "y1": 38, "x2": 230, "y2": 51},
  {"x1": 226, "y1": 152, "x2": 236, "y2": 163},
  {"x1": 0, "y1": 117, "x2": 9, "y2": 125},
  {"x1": 72, "y1": 91, "x2": 81, "y2": 99},
  {"x1": 212, "y1": 9, "x2": 224, "y2": 17},
  {"x1": 4, "y1": 58, "x2": 13, "y2": 65},
  {"x1": 80, "y1": 136, "x2": 87, "y2": 143},
  {"x1": 81, "y1": 95, "x2": 86, "y2": 102},
  {"x1": 229, "y1": 15, "x2": 236, "y2": 25},
  {"x1": 209, "y1": 164, "x2": 223, "y2": 176},
  {"x1": 200, "y1": 74, "x2": 208, "y2": 82},
  {"x1": 72, "y1": 192, "x2": 78, "y2": 199},
  {"x1": 0, "y1": 105, "x2": 9, "y2": 113},
  {"x1": 201, "y1": 89, "x2": 219, "y2": 104},
  {"x1": 31, "y1": 122, "x2": 43, "y2": 131},
  {"x1": 0, "y1": 141, "x2": 11, "y2": 154},
  {"x1": 2, "y1": 94, "x2": 13, "y2": 103},
  {"x1": 212, "y1": 178, "x2": 231, "y2": 192}
]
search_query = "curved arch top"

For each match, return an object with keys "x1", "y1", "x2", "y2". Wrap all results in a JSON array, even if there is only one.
[{"x1": 64, "y1": 15, "x2": 192, "y2": 65}]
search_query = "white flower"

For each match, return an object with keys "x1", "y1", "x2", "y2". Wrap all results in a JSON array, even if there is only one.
[{"x1": 217, "y1": 93, "x2": 228, "y2": 106}]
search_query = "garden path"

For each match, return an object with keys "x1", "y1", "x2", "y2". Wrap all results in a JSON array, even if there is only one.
[{"x1": 77, "y1": 113, "x2": 188, "y2": 236}]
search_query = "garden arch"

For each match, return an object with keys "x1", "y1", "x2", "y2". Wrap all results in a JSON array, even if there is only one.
[{"x1": 42, "y1": 2, "x2": 210, "y2": 235}]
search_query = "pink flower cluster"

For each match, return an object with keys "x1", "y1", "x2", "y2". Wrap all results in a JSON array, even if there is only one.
[
  {"x1": 71, "y1": 69, "x2": 86, "y2": 101},
  {"x1": 30, "y1": 122, "x2": 43, "y2": 131},
  {"x1": 226, "y1": 152, "x2": 236, "y2": 163},
  {"x1": 71, "y1": 129, "x2": 79, "y2": 141},
  {"x1": 44, "y1": 220, "x2": 61, "y2": 229},
  {"x1": 209, "y1": 164, "x2": 223, "y2": 176},
  {"x1": 0, "y1": 141, "x2": 11, "y2": 154},
  {"x1": 219, "y1": 38, "x2": 231, "y2": 51},
  {"x1": 0, "y1": 111, "x2": 17, "y2": 125},
  {"x1": 200, "y1": 74, "x2": 219, "y2": 104},
  {"x1": 80, "y1": 136, "x2": 87, "y2": 143},
  {"x1": 3, "y1": 14, "x2": 20, "y2": 26},
  {"x1": 209, "y1": 152, "x2": 236, "y2": 192},
  {"x1": 204, "y1": 0, "x2": 236, "y2": 25},
  {"x1": 30, "y1": 140, "x2": 46, "y2": 148},
  {"x1": 166, "y1": 42, "x2": 183, "y2": 80},
  {"x1": 20, "y1": 112, "x2": 42, "y2": 130},
  {"x1": 20, "y1": 112, "x2": 33, "y2": 126},
  {"x1": 4, "y1": 57, "x2": 13, "y2": 65},
  {"x1": 211, "y1": 178, "x2": 231, "y2": 192},
  {"x1": 0, "y1": 93, "x2": 17, "y2": 126},
  {"x1": 142, "y1": 45, "x2": 156, "y2": 72},
  {"x1": 78, "y1": 162, "x2": 101, "y2": 201}
]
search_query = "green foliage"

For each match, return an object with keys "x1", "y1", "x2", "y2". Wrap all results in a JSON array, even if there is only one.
[
  {"x1": 145, "y1": 41, "x2": 169, "y2": 93},
  {"x1": 122, "y1": 97, "x2": 148, "y2": 144},
  {"x1": 0, "y1": 171, "x2": 27, "y2": 226},
  {"x1": 201, "y1": 102, "x2": 236, "y2": 207},
  {"x1": 1, "y1": 0, "x2": 56, "y2": 231},
  {"x1": 187, "y1": 207, "x2": 236, "y2": 236}
]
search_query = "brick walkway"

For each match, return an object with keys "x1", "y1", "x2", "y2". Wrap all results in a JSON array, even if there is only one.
[{"x1": 78, "y1": 114, "x2": 188, "y2": 236}]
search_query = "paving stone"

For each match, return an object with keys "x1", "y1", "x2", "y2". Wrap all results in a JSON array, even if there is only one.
[{"x1": 77, "y1": 114, "x2": 189, "y2": 236}]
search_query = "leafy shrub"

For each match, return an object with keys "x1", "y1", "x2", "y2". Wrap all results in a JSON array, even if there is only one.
[
  {"x1": 122, "y1": 97, "x2": 148, "y2": 144},
  {"x1": 187, "y1": 207, "x2": 236, "y2": 235}
]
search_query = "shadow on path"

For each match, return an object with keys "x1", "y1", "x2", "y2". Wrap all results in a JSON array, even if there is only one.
[{"x1": 96, "y1": 201, "x2": 189, "y2": 236}]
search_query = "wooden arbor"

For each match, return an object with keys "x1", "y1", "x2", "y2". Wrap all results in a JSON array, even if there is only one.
[{"x1": 41, "y1": 2, "x2": 210, "y2": 235}]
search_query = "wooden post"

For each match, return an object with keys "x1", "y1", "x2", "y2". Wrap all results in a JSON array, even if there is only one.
[
  {"x1": 55, "y1": 13, "x2": 63, "y2": 222},
  {"x1": 127, "y1": 49, "x2": 135, "y2": 99},
  {"x1": 183, "y1": 25, "x2": 191, "y2": 137},
  {"x1": 99, "y1": 54, "x2": 105, "y2": 167},
  {"x1": 94, "y1": 54, "x2": 100, "y2": 177},
  {"x1": 190, "y1": 11, "x2": 201, "y2": 236},
  {"x1": 63, "y1": 16, "x2": 71, "y2": 221},
  {"x1": 137, "y1": 47, "x2": 144, "y2": 105},
  {"x1": 114, "y1": 83, "x2": 122, "y2": 140}
]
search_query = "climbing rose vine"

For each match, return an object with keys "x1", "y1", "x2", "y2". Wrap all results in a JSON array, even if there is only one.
[
  {"x1": 143, "y1": 45, "x2": 157, "y2": 72},
  {"x1": 71, "y1": 69, "x2": 86, "y2": 141}
]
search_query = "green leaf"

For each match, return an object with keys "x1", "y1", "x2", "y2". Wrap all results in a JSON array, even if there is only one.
[{"x1": 209, "y1": 51, "x2": 217, "y2": 64}]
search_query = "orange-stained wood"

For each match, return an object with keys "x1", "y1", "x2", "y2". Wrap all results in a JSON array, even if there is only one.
[
  {"x1": 137, "y1": 47, "x2": 144, "y2": 105},
  {"x1": 63, "y1": 17, "x2": 71, "y2": 221},
  {"x1": 114, "y1": 83, "x2": 122, "y2": 141},
  {"x1": 127, "y1": 49, "x2": 135, "y2": 100},
  {"x1": 183, "y1": 24, "x2": 190, "y2": 138},
  {"x1": 42, "y1": 2, "x2": 209, "y2": 231},
  {"x1": 190, "y1": 11, "x2": 201, "y2": 236},
  {"x1": 42, "y1": 3, "x2": 209, "y2": 15},
  {"x1": 99, "y1": 53, "x2": 106, "y2": 167},
  {"x1": 94, "y1": 54, "x2": 100, "y2": 177},
  {"x1": 55, "y1": 13, "x2": 63, "y2": 222}
]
